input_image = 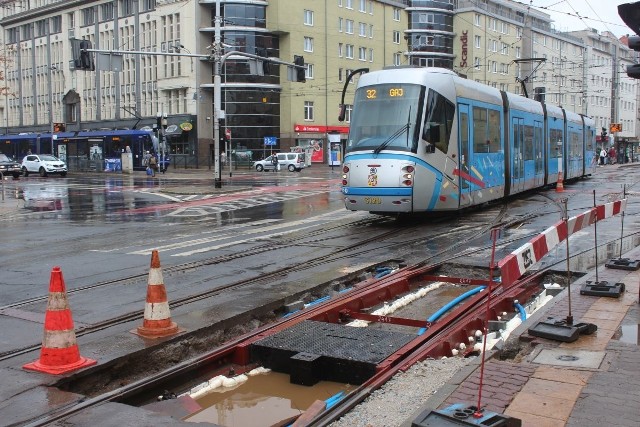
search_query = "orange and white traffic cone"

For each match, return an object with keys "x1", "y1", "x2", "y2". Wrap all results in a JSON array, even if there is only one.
[
  {"x1": 556, "y1": 171, "x2": 564, "y2": 192},
  {"x1": 132, "y1": 250, "x2": 182, "y2": 338},
  {"x1": 23, "y1": 267, "x2": 96, "y2": 375}
]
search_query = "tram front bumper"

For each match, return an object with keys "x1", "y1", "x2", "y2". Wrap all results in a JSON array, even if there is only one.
[{"x1": 342, "y1": 187, "x2": 413, "y2": 213}]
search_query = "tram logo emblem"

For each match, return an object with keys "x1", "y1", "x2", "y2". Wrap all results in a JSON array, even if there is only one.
[{"x1": 368, "y1": 167, "x2": 378, "y2": 186}]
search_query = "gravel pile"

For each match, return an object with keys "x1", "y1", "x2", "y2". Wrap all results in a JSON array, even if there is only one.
[{"x1": 330, "y1": 356, "x2": 476, "y2": 427}]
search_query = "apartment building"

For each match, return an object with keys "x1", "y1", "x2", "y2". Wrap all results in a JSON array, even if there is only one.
[
  {"x1": 1, "y1": 0, "x2": 637, "y2": 168},
  {"x1": 570, "y1": 29, "x2": 639, "y2": 156},
  {"x1": 0, "y1": 0, "x2": 408, "y2": 167}
]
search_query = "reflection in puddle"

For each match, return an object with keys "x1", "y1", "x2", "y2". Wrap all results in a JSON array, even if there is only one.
[
  {"x1": 185, "y1": 372, "x2": 352, "y2": 426},
  {"x1": 616, "y1": 324, "x2": 639, "y2": 345}
]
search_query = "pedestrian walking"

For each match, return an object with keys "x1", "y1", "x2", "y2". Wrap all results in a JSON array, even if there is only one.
[
  {"x1": 608, "y1": 146, "x2": 616, "y2": 165},
  {"x1": 149, "y1": 153, "x2": 158, "y2": 176},
  {"x1": 599, "y1": 148, "x2": 607, "y2": 166},
  {"x1": 272, "y1": 154, "x2": 279, "y2": 172}
]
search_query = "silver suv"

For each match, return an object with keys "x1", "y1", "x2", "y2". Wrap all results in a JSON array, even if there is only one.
[{"x1": 253, "y1": 152, "x2": 306, "y2": 172}]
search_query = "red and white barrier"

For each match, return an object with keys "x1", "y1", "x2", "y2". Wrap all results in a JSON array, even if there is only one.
[{"x1": 498, "y1": 199, "x2": 626, "y2": 287}]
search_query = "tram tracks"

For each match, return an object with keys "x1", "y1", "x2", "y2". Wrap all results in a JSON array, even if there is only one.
[
  {"x1": 0, "y1": 200, "x2": 564, "y2": 363},
  {"x1": 15, "y1": 193, "x2": 638, "y2": 426}
]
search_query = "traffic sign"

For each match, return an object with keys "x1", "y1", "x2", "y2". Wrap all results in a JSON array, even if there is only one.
[{"x1": 264, "y1": 136, "x2": 277, "y2": 146}]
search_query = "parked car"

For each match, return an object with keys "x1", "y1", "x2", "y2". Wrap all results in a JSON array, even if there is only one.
[
  {"x1": 21, "y1": 154, "x2": 68, "y2": 177},
  {"x1": 0, "y1": 153, "x2": 23, "y2": 178},
  {"x1": 253, "y1": 152, "x2": 306, "y2": 172}
]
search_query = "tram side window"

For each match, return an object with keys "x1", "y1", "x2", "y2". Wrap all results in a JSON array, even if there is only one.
[
  {"x1": 550, "y1": 128, "x2": 563, "y2": 158},
  {"x1": 472, "y1": 107, "x2": 501, "y2": 153},
  {"x1": 523, "y1": 125, "x2": 534, "y2": 161},
  {"x1": 422, "y1": 89, "x2": 454, "y2": 154},
  {"x1": 586, "y1": 129, "x2": 594, "y2": 151}
]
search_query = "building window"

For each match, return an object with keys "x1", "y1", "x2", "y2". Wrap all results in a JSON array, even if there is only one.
[
  {"x1": 338, "y1": 43, "x2": 343, "y2": 57},
  {"x1": 368, "y1": 48, "x2": 373, "y2": 62},
  {"x1": 345, "y1": 0, "x2": 353, "y2": 10},
  {"x1": 359, "y1": 47, "x2": 366, "y2": 60},
  {"x1": 100, "y1": 2, "x2": 114, "y2": 21},
  {"x1": 359, "y1": 22, "x2": 366, "y2": 36},
  {"x1": 516, "y1": 46, "x2": 521, "y2": 58},
  {"x1": 338, "y1": 17, "x2": 343, "y2": 32},
  {"x1": 120, "y1": 0, "x2": 134, "y2": 16},
  {"x1": 393, "y1": 7, "x2": 400, "y2": 21},
  {"x1": 304, "y1": 10, "x2": 314, "y2": 26},
  {"x1": 346, "y1": 19, "x2": 354, "y2": 34},
  {"x1": 474, "y1": 57, "x2": 480, "y2": 70},
  {"x1": 304, "y1": 101, "x2": 314, "y2": 121},
  {"x1": 304, "y1": 37, "x2": 314, "y2": 52},
  {"x1": 344, "y1": 104, "x2": 353, "y2": 122},
  {"x1": 359, "y1": 0, "x2": 366, "y2": 12},
  {"x1": 82, "y1": 7, "x2": 95, "y2": 26},
  {"x1": 369, "y1": 24, "x2": 373, "y2": 38},
  {"x1": 419, "y1": 13, "x2": 434, "y2": 24},
  {"x1": 394, "y1": 31, "x2": 400, "y2": 44},
  {"x1": 394, "y1": 52, "x2": 402, "y2": 65},
  {"x1": 338, "y1": 67, "x2": 343, "y2": 82},
  {"x1": 475, "y1": 35, "x2": 481, "y2": 48},
  {"x1": 474, "y1": 13, "x2": 480, "y2": 26},
  {"x1": 306, "y1": 63, "x2": 314, "y2": 79},
  {"x1": 346, "y1": 44, "x2": 354, "y2": 58}
]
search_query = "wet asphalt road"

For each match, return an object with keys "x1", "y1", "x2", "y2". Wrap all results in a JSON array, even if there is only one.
[{"x1": 0, "y1": 164, "x2": 639, "y2": 426}]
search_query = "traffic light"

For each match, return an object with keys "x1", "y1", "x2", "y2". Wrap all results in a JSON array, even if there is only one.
[
  {"x1": 626, "y1": 36, "x2": 640, "y2": 79},
  {"x1": 293, "y1": 55, "x2": 306, "y2": 82},
  {"x1": 71, "y1": 39, "x2": 95, "y2": 70},
  {"x1": 601, "y1": 127, "x2": 608, "y2": 142},
  {"x1": 79, "y1": 40, "x2": 95, "y2": 70}
]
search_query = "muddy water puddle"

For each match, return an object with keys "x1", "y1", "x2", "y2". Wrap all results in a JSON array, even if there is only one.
[
  {"x1": 185, "y1": 372, "x2": 353, "y2": 426},
  {"x1": 615, "y1": 323, "x2": 639, "y2": 345},
  {"x1": 184, "y1": 284, "x2": 476, "y2": 425}
]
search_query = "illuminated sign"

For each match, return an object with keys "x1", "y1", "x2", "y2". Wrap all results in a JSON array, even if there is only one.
[
  {"x1": 609, "y1": 123, "x2": 622, "y2": 132},
  {"x1": 459, "y1": 30, "x2": 468, "y2": 68}
]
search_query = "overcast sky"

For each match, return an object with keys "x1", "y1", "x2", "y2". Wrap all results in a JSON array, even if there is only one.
[{"x1": 531, "y1": 0, "x2": 635, "y2": 37}]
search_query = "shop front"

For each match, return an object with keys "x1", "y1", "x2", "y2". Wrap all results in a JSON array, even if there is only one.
[{"x1": 293, "y1": 124, "x2": 349, "y2": 166}]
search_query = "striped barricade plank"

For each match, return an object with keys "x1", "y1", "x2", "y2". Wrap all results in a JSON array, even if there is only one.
[{"x1": 498, "y1": 199, "x2": 627, "y2": 287}]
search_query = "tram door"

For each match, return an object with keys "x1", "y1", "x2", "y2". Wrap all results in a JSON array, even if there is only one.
[
  {"x1": 511, "y1": 117, "x2": 525, "y2": 193},
  {"x1": 458, "y1": 104, "x2": 471, "y2": 207},
  {"x1": 534, "y1": 121, "x2": 544, "y2": 187}
]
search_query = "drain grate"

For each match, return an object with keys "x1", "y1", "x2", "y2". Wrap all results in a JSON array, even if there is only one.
[{"x1": 557, "y1": 355, "x2": 579, "y2": 362}]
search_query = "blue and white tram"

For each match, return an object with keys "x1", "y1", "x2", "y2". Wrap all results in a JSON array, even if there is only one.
[{"x1": 341, "y1": 67, "x2": 596, "y2": 213}]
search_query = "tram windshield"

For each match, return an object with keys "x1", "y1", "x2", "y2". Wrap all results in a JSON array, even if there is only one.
[{"x1": 347, "y1": 83, "x2": 424, "y2": 153}]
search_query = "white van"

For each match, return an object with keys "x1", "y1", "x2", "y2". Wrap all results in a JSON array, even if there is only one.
[{"x1": 253, "y1": 152, "x2": 306, "y2": 172}]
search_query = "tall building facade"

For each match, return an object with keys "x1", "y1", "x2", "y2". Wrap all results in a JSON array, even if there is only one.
[
  {"x1": 1, "y1": 0, "x2": 638, "y2": 168},
  {"x1": 404, "y1": 0, "x2": 455, "y2": 68},
  {"x1": 0, "y1": 0, "x2": 409, "y2": 168}
]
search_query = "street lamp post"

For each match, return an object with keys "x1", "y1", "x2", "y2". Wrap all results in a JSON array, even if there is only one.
[
  {"x1": 156, "y1": 111, "x2": 167, "y2": 173},
  {"x1": 46, "y1": 22, "x2": 55, "y2": 155},
  {"x1": 213, "y1": 0, "x2": 222, "y2": 188}
]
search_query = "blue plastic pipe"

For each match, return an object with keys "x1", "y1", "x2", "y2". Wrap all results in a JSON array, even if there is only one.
[
  {"x1": 418, "y1": 286, "x2": 487, "y2": 335},
  {"x1": 375, "y1": 267, "x2": 393, "y2": 279},
  {"x1": 514, "y1": 302, "x2": 527, "y2": 321},
  {"x1": 305, "y1": 295, "x2": 330, "y2": 307},
  {"x1": 325, "y1": 391, "x2": 345, "y2": 409}
]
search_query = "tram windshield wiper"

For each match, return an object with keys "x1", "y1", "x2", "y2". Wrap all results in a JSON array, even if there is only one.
[{"x1": 373, "y1": 107, "x2": 412, "y2": 155}]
